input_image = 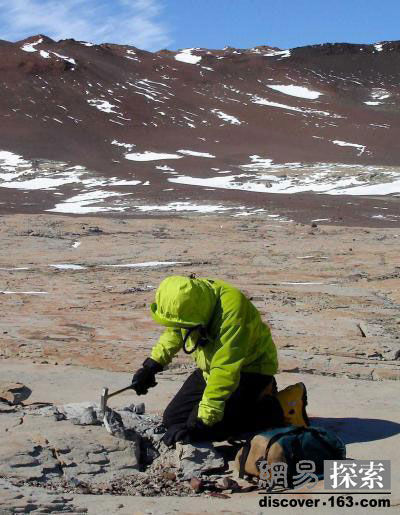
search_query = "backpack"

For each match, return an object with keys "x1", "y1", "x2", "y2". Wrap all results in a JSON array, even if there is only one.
[{"x1": 235, "y1": 425, "x2": 346, "y2": 489}]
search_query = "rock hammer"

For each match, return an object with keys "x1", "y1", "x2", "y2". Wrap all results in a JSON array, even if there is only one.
[{"x1": 100, "y1": 385, "x2": 132, "y2": 415}]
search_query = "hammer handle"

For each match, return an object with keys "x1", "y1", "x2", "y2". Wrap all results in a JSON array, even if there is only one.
[{"x1": 107, "y1": 385, "x2": 132, "y2": 399}]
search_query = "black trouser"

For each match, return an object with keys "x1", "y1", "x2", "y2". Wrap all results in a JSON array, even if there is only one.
[{"x1": 163, "y1": 369, "x2": 283, "y2": 441}]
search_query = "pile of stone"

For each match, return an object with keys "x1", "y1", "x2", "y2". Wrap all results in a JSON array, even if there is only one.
[
  {"x1": 53, "y1": 400, "x2": 227, "y2": 482},
  {"x1": 1, "y1": 387, "x2": 233, "y2": 499}
]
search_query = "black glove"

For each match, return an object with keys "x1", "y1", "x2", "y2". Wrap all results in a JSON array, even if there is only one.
[
  {"x1": 162, "y1": 423, "x2": 190, "y2": 447},
  {"x1": 162, "y1": 418, "x2": 211, "y2": 447},
  {"x1": 131, "y1": 358, "x2": 163, "y2": 395},
  {"x1": 187, "y1": 417, "x2": 211, "y2": 442}
]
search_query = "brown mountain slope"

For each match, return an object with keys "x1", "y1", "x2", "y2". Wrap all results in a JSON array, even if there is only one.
[{"x1": 0, "y1": 36, "x2": 399, "y2": 223}]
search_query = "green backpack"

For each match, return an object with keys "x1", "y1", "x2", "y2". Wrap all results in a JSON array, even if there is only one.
[{"x1": 236, "y1": 425, "x2": 346, "y2": 489}]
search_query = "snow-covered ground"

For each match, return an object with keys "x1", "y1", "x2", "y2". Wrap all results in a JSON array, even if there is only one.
[
  {"x1": 1, "y1": 149, "x2": 400, "y2": 217},
  {"x1": 169, "y1": 160, "x2": 400, "y2": 196}
]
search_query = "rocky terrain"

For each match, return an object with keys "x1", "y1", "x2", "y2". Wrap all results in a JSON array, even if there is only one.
[
  {"x1": 1, "y1": 213, "x2": 399, "y2": 379},
  {"x1": 0, "y1": 33, "x2": 399, "y2": 514},
  {"x1": 0, "y1": 212, "x2": 399, "y2": 513}
]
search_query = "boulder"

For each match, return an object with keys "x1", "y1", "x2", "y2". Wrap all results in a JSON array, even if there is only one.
[
  {"x1": 0, "y1": 382, "x2": 32, "y2": 405},
  {"x1": 174, "y1": 442, "x2": 225, "y2": 480}
]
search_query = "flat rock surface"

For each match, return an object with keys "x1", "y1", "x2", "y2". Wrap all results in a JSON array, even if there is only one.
[
  {"x1": 0, "y1": 367, "x2": 398, "y2": 513},
  {"x1": 0, "y1": 214, "x2": 399, "y2": 382}
]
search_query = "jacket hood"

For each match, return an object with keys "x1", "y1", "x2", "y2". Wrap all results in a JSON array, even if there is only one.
[{"x1": 150, "y1": 276, "x2": 217, "y2": 328}]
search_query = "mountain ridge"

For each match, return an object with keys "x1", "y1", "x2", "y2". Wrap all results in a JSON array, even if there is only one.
[{"x1": 0, "y1": 34, "x2": 399, "y2": 222}]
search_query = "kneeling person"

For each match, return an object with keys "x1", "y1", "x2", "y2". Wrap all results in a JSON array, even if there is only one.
[{"x1": 132, "y1": 276, "x2": 283, "y2": 446}]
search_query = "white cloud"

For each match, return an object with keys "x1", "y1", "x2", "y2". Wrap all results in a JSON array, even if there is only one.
[{"x1": 0, "y1": 0, "x2": 171, "y2": 51}]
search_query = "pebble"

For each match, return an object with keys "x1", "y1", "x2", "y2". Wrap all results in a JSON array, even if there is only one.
[{"x1": 190, "y1": 477, "x2": 203, "y2": 493}]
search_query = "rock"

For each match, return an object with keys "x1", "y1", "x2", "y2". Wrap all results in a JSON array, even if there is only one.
[
  {"x1": 367, "y1": 351, "x2": 383, "y2": 360},
  {"x1": 218, "y1": 477, "x2": 239, "y2": 491},
  {"x1": 175, "y1": 442, "x2": 225, "y2": 480},
  {"x1": 103, "y1": 408, "x2": 126, "y2": 438},
  {"x1": 372, "y1": 368, "x2": 400, "y2": 381},
  {"x1": 77, "y1": 406, "x2": 100, "y2": 425},
  {"x1": 0, "y1": 382, "x2": 32, "y2": 405},
  {"x1": 123, "y1": 402, "x2": 145, "y2": 415},
  {"x1": 0, "y1": 400, "x2": 17, "y2": 413},
  {"x1": 241, "y1": 484, "x2": 258, "y2": 492},
  {"x1": 162, "y1": 470, "x2": 176, "y2": 481},
  {"x1": 54, "y1": 431, "x2": 141, "y2": 481},
  {"x1": 35, "y1": 405, "x2": 65, "y2": 421},
  {"x1": 134, "y1": 402, "x2": 145, "y2": 414},
  {"x1": 190, "y1": 476, "x2": 203, "y2": 492},
  {"x1": 88, "y1": 226, "x2": 103, "y2": 233},
  {"x1": 0, "y1": 440, "x2": 61, "y2": 481},
  {"x1": 357, "y1": 322, "x2": 369, "y2": 337},
  {"x1": 0, "y1": 487, "x2": 86, "y2": 514},
  {"x1": 118, "y1": 410, "x2": 163, "y2": 437},
  {"x1": 210, "y1": 491, "x2": 230, "y2": 499},
  {"x1": 58, "y1": 402, "x2": 99, "y2": 420}
]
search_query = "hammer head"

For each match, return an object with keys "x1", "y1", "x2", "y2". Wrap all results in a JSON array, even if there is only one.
[{"x1": 100, "y1": 387, "x2": 109, "y2": 415}]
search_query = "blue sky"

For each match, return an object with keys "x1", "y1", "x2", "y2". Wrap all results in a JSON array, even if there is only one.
[{"x1": 0, "y1": 0, "x2": 399, "y2": 51}]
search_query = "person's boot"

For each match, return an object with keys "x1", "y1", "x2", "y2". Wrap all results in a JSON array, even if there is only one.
[{"x1": 276, "y1": 382, "x2": 310, "y2": 427}]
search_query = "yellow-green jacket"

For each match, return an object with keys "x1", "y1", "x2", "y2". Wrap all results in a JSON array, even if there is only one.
[{"x1": 150, "y1": 276, "x2": 278, "y2": 426}]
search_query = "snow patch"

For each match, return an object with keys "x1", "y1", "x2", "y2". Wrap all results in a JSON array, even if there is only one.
[
  {"x1": 105, "y1": 261, "x2": 190, "y2": 268},
  {"x1": 134, "y1": 202, "x2": 232, "y2": 213},
  {"x1": 332, "y1": 140, "x2": 366, "y2": 156},
  {"x1": 88, "y1": 99, "x2": 118, "y2": 114},
  {"x1": 251, "y1": 96, "x2": 336, "y2": 117},
  {"x1": 0, "y1": 176, "x2": 79, "y2": 190},
  {"x1": 50, "y1": 264, "x2": 86, "y2": 270},
  {"x1": 264, "y1": 49, "x2": 291, "y2": 58},
  {"x1": 20, "y1": 38, "x2": 43, "y2": 53},
  {"x1": 241, "y1": 155, "x2": 274, "y2": 169},
  {"x1": 0, "y1": 151, "x2": 31, "y2": 176},
  {"x1": 52, "y1": 52, "x2": 76, "y2": 65},
  {"x1": 175, "y1": 49, "x2": 202, "y2": 64},
  {"x1": 47, "y1": 190, "x2": 130, "y2": 214},
  {"x1": 267, "y1": 84, "x2": 322, "y2": 99},
  {"x1": 336, "y1": 180, "x2": 400, "y2": 196},
  {"x1": 110, "y1": 179, "x2": 141, "y2": 186},
  {"x1": 177, "y1": 150, "x2": 215, "y2": 158},
  {"x1": 371, "y1": 89, "x2": 390, "y2": 100},
  {"x1": 211, "y1": 109, "x2": 242, "y2": 125},
  {"x1": 112, "y1": 140, "x2": 135, "y2": 150},
  {"x1": 125, "y1": 152, "x2": 183, "y2": 162},
  {"x1": 156, "y1": 165, "x2": 175, "y2": 171}
]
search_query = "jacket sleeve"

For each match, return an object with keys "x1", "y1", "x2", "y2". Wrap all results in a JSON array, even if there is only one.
[
  {"x1": 197, "y1": 319, "x2": 249, "y2": 426},
  {"x1": 150, "y1": 327, "x2": 183, "y2": 368}
]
